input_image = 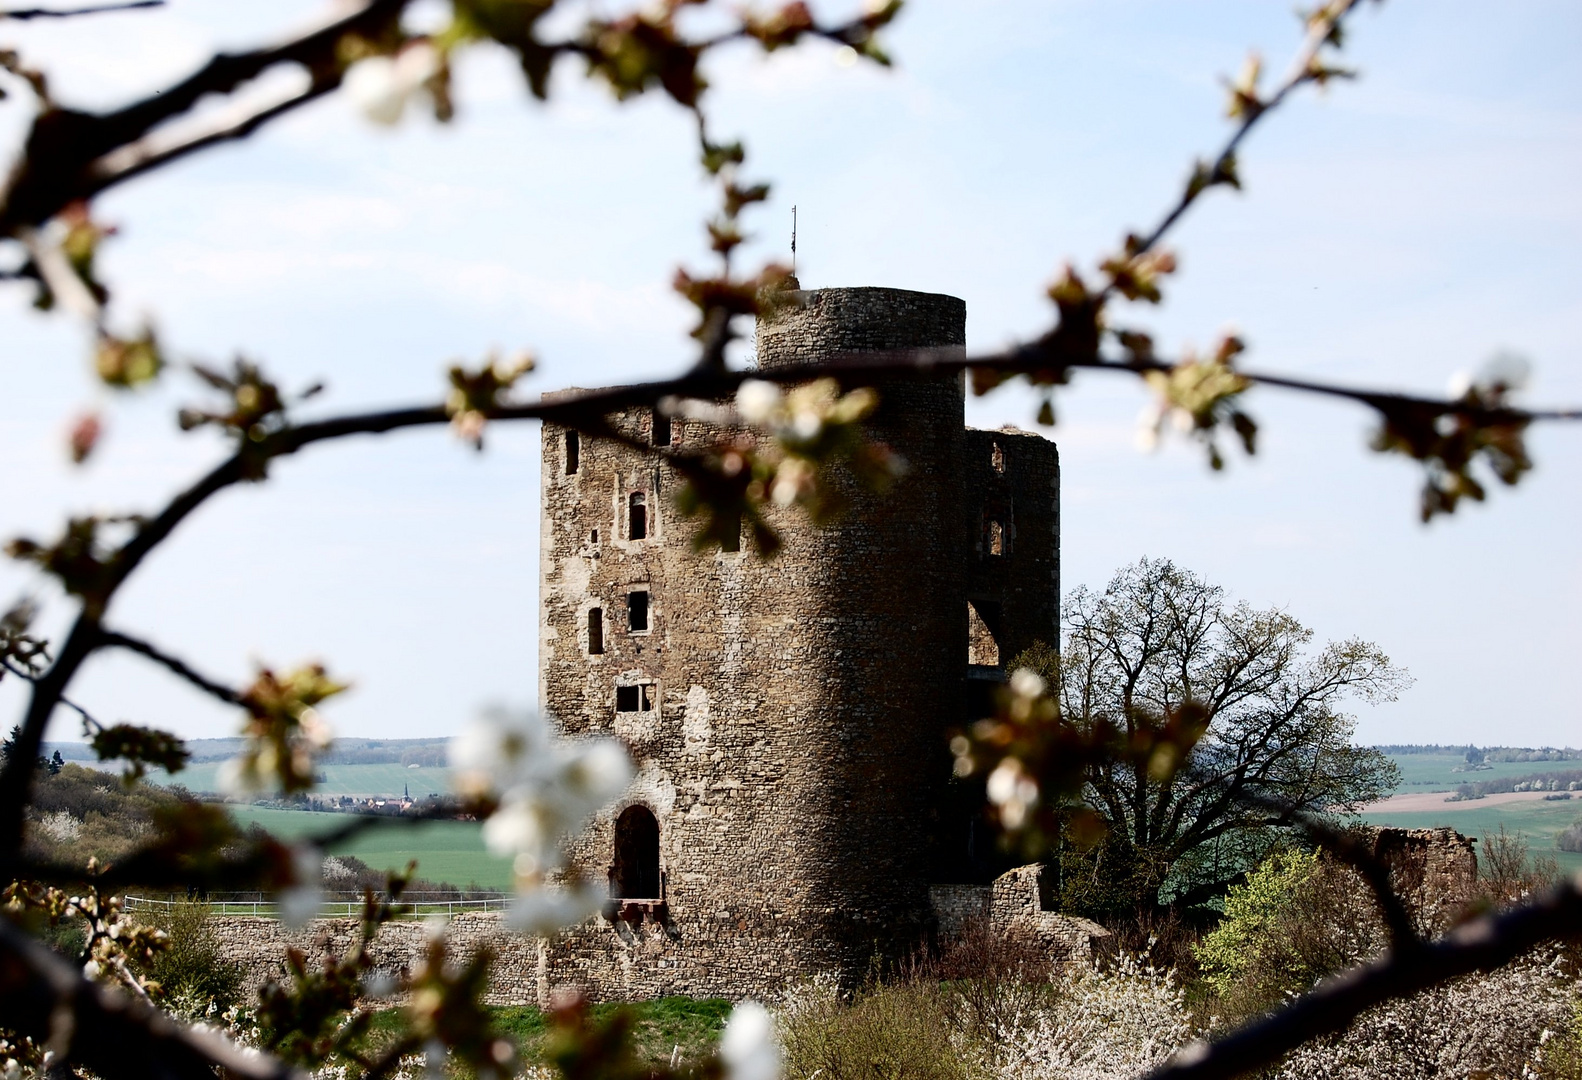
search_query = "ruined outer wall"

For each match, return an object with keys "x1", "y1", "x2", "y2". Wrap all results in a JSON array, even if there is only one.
[
  {"x1": 962, "y1": 427, "x2": 1060, "y2": 668},
  {"x1": 537, "y1": 287, "x2": 969, "y2": 999}
]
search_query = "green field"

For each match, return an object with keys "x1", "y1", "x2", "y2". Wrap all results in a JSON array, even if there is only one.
[
  {"x1": 227, "y1": 806, "x2": 512, "y2": 891},
  {"x1": 1386, "y1": 752, "x2": 1578, "y2": 793},
  {"x1": 155, "y1": 762, "x2": 453, "y2": 799},
  {"x1": 1360, "y1": 795, "x2": 1582, "y2": 877}
]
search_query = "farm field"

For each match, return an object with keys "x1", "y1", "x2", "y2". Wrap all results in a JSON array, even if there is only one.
[
  {"x1": 1385, "y1": 751, "x2": 1578, "y2": 793},
  {"x1": 152, "y1": 762, "x2": 453, "y2": 799},
  {"x1": 1358, "y1": 794, "x2": 1582, "y2": 877},
  {"x1": 227, "y1": 806, "x2": 511, "y2": 891}
]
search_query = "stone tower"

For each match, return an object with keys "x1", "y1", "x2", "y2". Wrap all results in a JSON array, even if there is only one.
[{"x1": 537, "y1": 287, "x2": 1060, "y2": 999}]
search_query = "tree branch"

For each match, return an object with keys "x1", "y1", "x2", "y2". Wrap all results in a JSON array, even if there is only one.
[
  {"x1": 98, "y1": 628, "x2": 241, "y2": 706},
  {"x1": 0, "y1": 914, "x2": 304, "y2": 1080},
  {"x1": 1146, "y1": 874, "x2": 1582, "y2": 1080},
  {"x1": 1, "y1": 1, "x2": 160, "y2": 18},
  {"x1": 2, "y1": 342, "x2": 1578, "y2": 848}
]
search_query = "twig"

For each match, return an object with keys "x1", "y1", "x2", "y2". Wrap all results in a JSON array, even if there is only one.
[
  {"x1": 1145, "y1": 873, "x2": 1582, "y2": 1080},
  {"x1": 98, "y1": 628, "x2": 241, "y2": 706},
  {"x1": 1109, "y1": 0, "x2": 1371, "y2": 294}
]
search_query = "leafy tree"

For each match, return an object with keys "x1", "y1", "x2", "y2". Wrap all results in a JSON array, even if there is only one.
[{"x1": 1035, "y1": 558, "x2": 1405, "y2": 911}]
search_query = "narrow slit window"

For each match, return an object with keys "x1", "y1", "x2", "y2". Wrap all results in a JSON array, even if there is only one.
[
  {"x1": 565, "y1": 430, "x2": 580, "y2": 474},
  {"x1": 628, "y1": 590, "x2": 649, "y2": 632},
  {"x1": 629, "y1": 492, "x2": 648, "y2": 540},
  {"x1": 587, "y1": 608, "x2": 604, "y2": 655},
  {"x1": 721, "y1": 513, "x2": 741, "y2": 553},
  {"x1": 651, "y1": 409, "x2": 672, "y2": 447},
  {"x1": 991, "y1": 441, "x2": 1005, "y2": 475},
  {"x1": 591, "y1": 529, "x2": 599, "y2": 544},
  {"x1": 988, "y1": 519, "x2": 1004, "y2": 556}
]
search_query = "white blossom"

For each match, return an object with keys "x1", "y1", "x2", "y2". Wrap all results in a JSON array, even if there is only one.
[
  {"x1": 721, "y1": 1001, "x2": 781, "y2": 1080},
  {"x1": 506, "y1": 883, "x2": 606, "y2": 937},
  {"x1": 278, "y1": 845, "x2": 324, "y2": 928},
  {"x1": 344, "y1": 44, "x2": 439, "y2": 127},
  {"x1": 735, "y1": 380, "x2": 782, "y2": 425}
]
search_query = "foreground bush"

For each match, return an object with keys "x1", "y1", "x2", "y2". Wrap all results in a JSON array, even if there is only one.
[{"x1": 779, "y1": 977, "x2": 975, "y2": 1080}]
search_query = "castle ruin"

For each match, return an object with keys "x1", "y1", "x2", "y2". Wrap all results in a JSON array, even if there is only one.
[{"x1": 535, "y1": 287, "x2": 1065, "y2": 997}]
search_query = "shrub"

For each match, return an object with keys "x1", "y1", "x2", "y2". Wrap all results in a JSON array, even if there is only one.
[
  {"x1": 1559, "y1": 816, "x2": 1582, "y2": 855},
  {"x1": 778, "y1": 977, "x2": 977, "y2": 1080},
  {"x1": 1195, "y1": 849, "x2": 1388, "y2": 1023},
  {"x1": 135, "y1": 900, "x2": 243, "y2": 1010},
  {"x1": 1271, "y1": 951, "x2": 1580, "y2": 1080},
  {"x1": 990, "y1": 952, "x2": 1197, "y2": 1080}
]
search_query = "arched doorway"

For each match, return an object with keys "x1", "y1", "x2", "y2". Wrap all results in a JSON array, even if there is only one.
[{"x1": 611, "y1": 805, "x2": 661, "y2": 899}]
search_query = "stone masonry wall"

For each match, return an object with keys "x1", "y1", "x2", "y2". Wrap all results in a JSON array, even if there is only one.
[{"x1": 532, "y1": 286, "x2": 1062, "y2": 1001}]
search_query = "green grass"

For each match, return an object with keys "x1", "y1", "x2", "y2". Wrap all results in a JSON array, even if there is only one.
[
  {"x1": 496, "y1": 999, "x2": 732, "y2": 1067},
  {"x1": 1385, "y1": 752, "x2": 1575, "y2": 793},
  {"x1": 153, "y1": 762, "x2": 453, "y2": 798},
  {"x1": 357, "y1": 1000, "x2": 730, "y2": 1070},
  {"x1": 226, "y1": 805, "x2": 512, "y2": 891},
  {"x1": 1359, "y1": 796, "x2": 1582, "y2": 877}
]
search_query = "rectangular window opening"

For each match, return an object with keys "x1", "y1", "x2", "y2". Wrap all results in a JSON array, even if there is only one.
[
  {"x1": 615, "y1": 683, "x2": 655, "y2": 713},
  {"x1": 651, "y1": 409, "x2": 672, "y2": 447},
  {"x1": 991, "y1": 441, "x2": 1005, "y2": 475},
  {"x1": 565, "y1": 430, "x2": 580, "y2": 474},
  {"x1": 721, "y1": 513, "x2": 741, "y2": 553},
  {"x1": 591, "y1": 529, "x2": 599, "y2": 544},
  {"x1": 988, "y1": 519, "x2": 1004, "y2": 556},
  {"x1": 628, "y1": 590, "x2": 650, "y2": 632},
  {"x1": 587, "y1": 608, "x2": 604, "y2": 655}
]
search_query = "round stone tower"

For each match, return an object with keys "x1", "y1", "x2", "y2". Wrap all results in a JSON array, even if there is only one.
[{"x1": 537, "y1": 287, "x2": 1053, "y2": 1000}]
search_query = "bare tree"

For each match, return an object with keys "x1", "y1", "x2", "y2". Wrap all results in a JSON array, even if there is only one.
[{"x1": 1048, "y1": 558, "x2": 1405, "y2": 911}]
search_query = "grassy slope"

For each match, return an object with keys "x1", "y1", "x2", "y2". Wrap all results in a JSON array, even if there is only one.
[
  {"x1": 226, "y1": 806, "x2": 512, "y2": 891},
  {"x1": 1388, "y1": 752, "x2": 1577, "y2": 793},
  {"x1": 153, "y1": 762, "x2": 453, "y2": 798}
]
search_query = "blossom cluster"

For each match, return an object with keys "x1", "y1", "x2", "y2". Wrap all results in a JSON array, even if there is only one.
[{"x1": 450, "y1": 708, "x2": 633, "y2": 935}]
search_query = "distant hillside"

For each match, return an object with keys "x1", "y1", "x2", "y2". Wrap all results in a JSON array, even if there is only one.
[
  {"x1": 45, "y1": 736, "x2": 451, "y2": 768},
  {"x1": 1376, "y1": 744, "x2": 1581, "y2": 761}
]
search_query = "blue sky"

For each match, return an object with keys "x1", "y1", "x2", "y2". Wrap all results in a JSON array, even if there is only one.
[{"x1": 2, "y1": 1, "x2": 1578, "y2": 748}]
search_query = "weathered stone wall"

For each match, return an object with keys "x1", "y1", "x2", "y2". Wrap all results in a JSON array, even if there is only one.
[
  {"x1": 1361, "y1": 826, "x2": 1479, "y2": 932},
  {"x1": 535, "y1": 286, "x2": 1062, "y2": 1000}
]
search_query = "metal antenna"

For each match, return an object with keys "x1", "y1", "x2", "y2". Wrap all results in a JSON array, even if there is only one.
[{"x1": 791, "y1": 205, "x2": 797, "y2": 275}]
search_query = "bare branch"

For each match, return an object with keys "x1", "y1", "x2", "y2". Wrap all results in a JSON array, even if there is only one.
[
  {"x1": 1, "y1": 1, "x2": 160, "y2": 19},
  {"x1": 1146, "y1": 874, "x2": 1582, "y2": 1080},
  {"x1": 98, "y1": 627, "x2": 241, "y2": 706},
  {"x1": 0, "y1": 914, "x2": 305, "y2": 1080}
]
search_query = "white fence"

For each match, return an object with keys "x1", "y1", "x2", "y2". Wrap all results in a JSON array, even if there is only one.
[{"x1": 124, "y1": 892, "x2": 511, "y2": 919}]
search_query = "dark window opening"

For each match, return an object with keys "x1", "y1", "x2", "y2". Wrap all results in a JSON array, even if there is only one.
[
  {"x1": 611, "y1": 805, "x2": 661, "y2": 899},
  {"x1": 651, "y1": 409, "x2": 672, "y2": 447},
  {"x1": 987, "y1": 519, "x2": 1004, "y2": 556},
  {"x1": 615, "y1": 683, "x2": 654, "y2": 712},
  {"x1": 968, "y1": 599, "x2": 1003, "y2": 667},
  {"x1": 628, "y1": 590, "x2": 649, "y2": 632},
  {"x1": 991, "y1": 441, "x2": 1005, "y2": 475},
  {"x1": 721, "y1": 513, "x2": 741, "y2": 553},
  {"x1": 565, "y1": 430, "x2": 580, "y2": 474},
  {"x1": 629, "y1": 492, "x2": 647, "y2": 540},
  {"x1": 591, "y1": 529, "x2": 599, "y2": 544},
  {"x1": 587, "y1": 608, "x2": 604, "y2": 655}
]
